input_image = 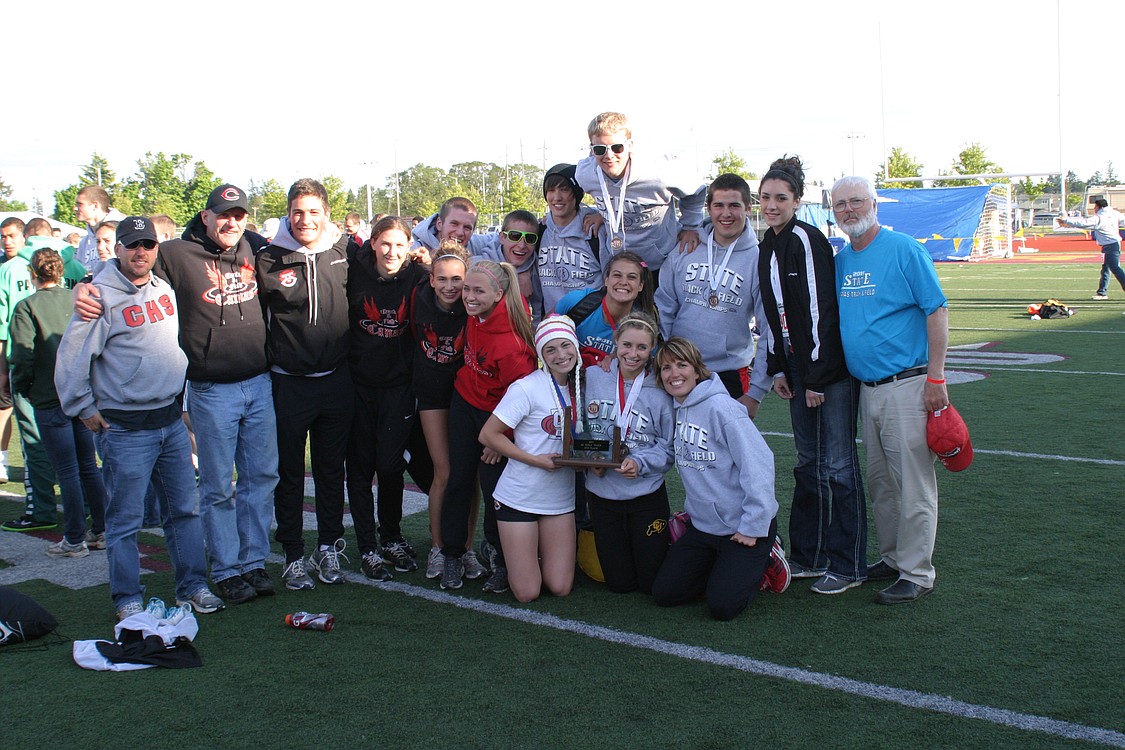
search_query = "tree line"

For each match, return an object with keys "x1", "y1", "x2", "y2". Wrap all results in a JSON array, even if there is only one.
[
  {"x1": 1, "y1": 143, "x2": 1114, "y2": 224},
  {"x1": 876, "y1": 142, "x2": 1116, "y2": 210}
]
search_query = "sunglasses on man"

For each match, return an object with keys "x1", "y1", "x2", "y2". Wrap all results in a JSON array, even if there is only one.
[
  {"x1": 590, "y1": 143, "x2": 628, "y2": 156},
  {"x1": 502, "y1": 230, "x2": 539, "y2": 244}
]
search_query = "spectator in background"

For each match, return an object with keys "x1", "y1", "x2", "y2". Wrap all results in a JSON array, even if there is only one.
[
  {"x1": 1057, "y1": 198, "x2": 1125, "y2": 300},
  {"x1": 9, "y1": 248, "x2": 108, "y2": 557},
  {"x1": 74, "y1": 185, "x2": 125, "y2": 272},
  {"x1": 260, "y1": 217, "x2": 280, "y2": 241},
  {"x1": 151, "y1": 214, "x2": 177, "y2": 242},
  {"x1": 0, "y1": 217, "x2": 89, "y2": 531},
  {"x1": 0, "y1": 217, "x2": 24, "y2": 483},
  {"x1": 93, "y1": 221, "x2": 119, "y2": 264},
  {"x1": 345, "y1": 212, "x2": 369, "y2": 245},
  {"x1": 65, "y1": 232, "x2": 81, "y2": 248},
  {"x1": 1, "y1": 216, "x2": 23, "y2": 261}
]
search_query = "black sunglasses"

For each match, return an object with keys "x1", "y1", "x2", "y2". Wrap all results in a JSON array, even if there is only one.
[
  {"x1": 123, "y1": 239, "x2": 157, "y2": 250},
  {"x1": 503, "y1": 230, "x2": 539, "y2": 244},
  {"x1": 590, "y1": 143, "x2": 627, "y2": 156}
]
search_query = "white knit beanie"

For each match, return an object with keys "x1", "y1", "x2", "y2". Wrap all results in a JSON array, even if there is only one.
[{"x1": 534, "y1": 315, "x2": 580, "y2": 362}]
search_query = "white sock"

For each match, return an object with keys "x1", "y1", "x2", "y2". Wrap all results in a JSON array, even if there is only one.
[{"x1": 0, "y1": 450, "x2": 7, "y2": 466}]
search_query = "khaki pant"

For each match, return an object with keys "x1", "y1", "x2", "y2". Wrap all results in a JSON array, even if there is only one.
[{"x1": 860, "y1": 376, "x2": 938, "y2": 587}]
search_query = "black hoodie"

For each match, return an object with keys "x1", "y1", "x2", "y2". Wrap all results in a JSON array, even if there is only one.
[
  {"x1": 346, "y1": 244, "x2": 428, "y2": 389},
  {"x1": 154, "y1": 214, "x2": 270, "y2": 383}
]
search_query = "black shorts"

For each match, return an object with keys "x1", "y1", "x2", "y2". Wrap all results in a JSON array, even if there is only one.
[
  {"x1": 717, "y1": 367, "x2": 750, "y2": 399},
  {"x1": 414, "y1": 371, "x2": 456, "y2": 412},
  {"x1": 494, "y1": 500, "x2": 544, "y2": 523}
]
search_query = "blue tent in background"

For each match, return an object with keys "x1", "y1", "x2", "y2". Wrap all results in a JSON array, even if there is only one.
[
  {"x1": 876, "y1": 186, "x2": 993, "y2": 261},
  {"x1": 796, "y1": 203, "x2": 832, "y2": 235}
]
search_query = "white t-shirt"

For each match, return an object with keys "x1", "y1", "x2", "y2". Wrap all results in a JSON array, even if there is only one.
[{"x1": 492, "y1": 369, "x2": 576, "y2": 515}]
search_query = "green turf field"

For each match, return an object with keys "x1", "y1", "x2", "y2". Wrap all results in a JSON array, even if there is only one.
[{"x1": 2, "y1": 260, "x2": 1122, "y2": 749}]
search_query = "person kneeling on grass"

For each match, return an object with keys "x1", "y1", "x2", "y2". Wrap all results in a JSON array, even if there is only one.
[
  {"x1": 651, "y1": 337, "x2": 789, "y2": 621},
  {"x1": 478, "y1": 315, "x2": 581, "y2": 603}
]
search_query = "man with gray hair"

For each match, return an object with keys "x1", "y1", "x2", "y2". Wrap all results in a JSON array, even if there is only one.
[{"x1": 830, "y1": 176, "x2": 949, "y2": 605}]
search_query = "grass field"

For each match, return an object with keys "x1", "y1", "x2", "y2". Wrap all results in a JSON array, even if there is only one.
[{"x1": 2, "y1": 259, "x2": 1122, "y2": 749}]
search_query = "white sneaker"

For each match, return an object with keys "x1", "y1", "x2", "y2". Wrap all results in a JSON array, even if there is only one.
[
  {"x1": 425, "y1": 546, "x2": 443, "y2": 579},
  {"x1": 45, "y1": 539, "x2": 89, "y2": 558}
]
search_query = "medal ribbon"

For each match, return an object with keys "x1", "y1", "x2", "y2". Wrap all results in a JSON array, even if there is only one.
[
  {"x1": 706, "y1": 230, "x2": 736, "y2": 300},
  {"x1": 596, "y1": 163, "x2": 630, "y2": 246},
  {"x1": 615, "y1": 366, "x2": 646, "y2": 441},
  {"x1": 550, "y1": 376, "x2": 580, "y2": 437}
]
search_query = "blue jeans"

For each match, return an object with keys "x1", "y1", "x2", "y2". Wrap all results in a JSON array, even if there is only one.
[
  {"x1": 98, "y1": 418, "x2": 209, "y2": 611},
  {"x1": 1098, "y1": 242, "x2": 1125, "y2": 296},
  {"x1": 786, "y1": 370, "x2": 868, "y2": 580},
  {"x1": 189, "y1": 373, "x2": 279, "y2": 583},
  {"x1": 35, "y1": 406, "x2": 106, "y2": 545}
]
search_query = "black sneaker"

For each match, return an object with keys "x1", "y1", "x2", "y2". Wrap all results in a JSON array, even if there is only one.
[
  {"x1": 482, "y1": 565, "x2": 509, "y2": 594},
  {"x1": 241, "y1": 568, "x2": 275, "y2": 596},
  {"x1": 361, "y1": 550, "x2": 393, "y2": 581},
  {"x1": 479, "y1": 539, "x2": 498, "y2": 572},
  {"x1": 381, "y1": 536, "x2": 418, "y2": 572},
  {"x1": 216, "y1": 574, "x2": 257, "y2": 604},
  {"x1": 440, "y1": 553, "x2": 464, "y2": 590},
  {"x1": 2, "y1": 516, "x2": 57, "y2": 532}
]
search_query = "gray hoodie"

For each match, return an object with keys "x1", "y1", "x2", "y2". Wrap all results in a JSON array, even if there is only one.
[
  {"x1": 582, "y1": 361, "x2": 674, "y2": 499},
  {"x1": 75, "y1": 208, "x2": 127, "y2": 272},
  {"x1": 55, "y1": 259, "x2": 187, "y2": 421},
  {"x1": 655, "y1": 220, "x2": 770, "y2": 402},
  {"x1": 673, "y1": 373, "x2": 776, "y2": 539},
  {"x1": 575, "y1": 153, "x2": 705, "y2": 271},
  {"x1": 410, "y1": 212, "x2": 491, "y2": 255},
  {"x1": 539, "y1": 205, "x2": 605, "y2": 316}
]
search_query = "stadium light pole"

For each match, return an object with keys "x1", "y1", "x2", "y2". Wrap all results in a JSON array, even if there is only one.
[
  {"x1": 845, "y1": 132, "x2": 865, "y2": 175},
  {"x1": 1057, "y1": 0, "x2": 1066, "y2": 213}
]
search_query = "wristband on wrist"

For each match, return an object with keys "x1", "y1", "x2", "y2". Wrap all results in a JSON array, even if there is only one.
[{"x1": 926, "y1": 377, "x2": 946, "y2": 385}]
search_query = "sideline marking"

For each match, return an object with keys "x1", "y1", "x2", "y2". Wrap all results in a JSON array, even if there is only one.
[
  {"x1": 758, "y1": 432, "x2": 1125, "y2": 467},
  {"x1": 347, "y1": 572, "x2": 1125, "y2": 748},
  {"x1": 952, "y1": 326, "x2": 1124, "y2": 335}
]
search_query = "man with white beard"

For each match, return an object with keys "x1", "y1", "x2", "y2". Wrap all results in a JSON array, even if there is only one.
[{"x1": 830, "y1": 176, "x2": 949, "y2": 605}]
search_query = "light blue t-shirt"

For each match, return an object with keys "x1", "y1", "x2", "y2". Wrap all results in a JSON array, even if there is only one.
[{"x1": 835, "y1": 228, "x2": 947, "y2": 383}]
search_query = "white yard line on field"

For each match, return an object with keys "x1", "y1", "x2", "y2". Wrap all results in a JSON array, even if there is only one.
[
  {"x1": 758, "y1": 432, "x2": 1125, "y2": 467},
  {"x1": 337, "y1": 571, "x2": 1125, "y2": 748}
]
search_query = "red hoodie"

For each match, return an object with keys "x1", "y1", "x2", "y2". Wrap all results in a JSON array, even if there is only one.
[{"x1": 455, "y1": 296, "x2": 536, "y2": 411}]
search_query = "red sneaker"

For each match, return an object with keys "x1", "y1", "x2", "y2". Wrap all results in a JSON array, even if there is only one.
[{"x1": 760, "y1": 537, "x2": 791, "y2": 593}]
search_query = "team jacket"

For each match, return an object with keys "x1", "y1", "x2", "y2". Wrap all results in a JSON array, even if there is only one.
[
  {"x1": 155, "y1": 214, "x2": 270, "y2": 383},
  {"x1": 410, "y1": 282, "x2": 467, "y2": 398},
  {"x1": 758, "y1": 217, "x2": 850, "y2": 393},
  {"x1": 347, "y1": 246, "x2": 428, "y2": 389},
  {"x1": 454, "y1": 297, "x2": 536, "y2": 412},
  {"x1": 256, "y1": 221, "x2": 351, "y2": 376}
]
